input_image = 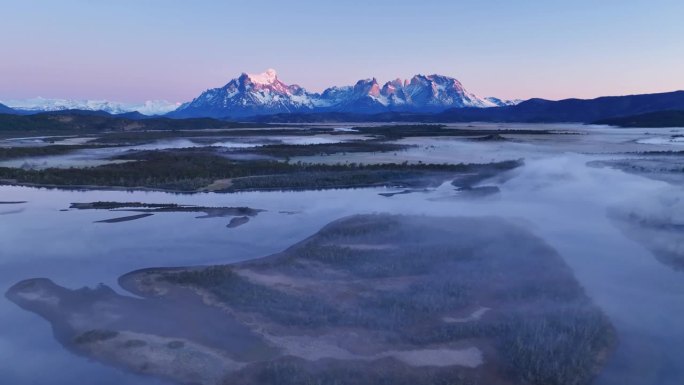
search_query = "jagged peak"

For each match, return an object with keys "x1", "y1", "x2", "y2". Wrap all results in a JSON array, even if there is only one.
[
  {"x1": 354, "y1": 77, "x2": 379, "y2": 86},
  {"x1": 385, "y1": 78, "x2": 405, "y2": 88},
  {"x1": 176, "y1": 70, "x2": 501, "y2": 117},
  {"x1": 245, "y1": 68, "x2": 278, "y2": 85}
]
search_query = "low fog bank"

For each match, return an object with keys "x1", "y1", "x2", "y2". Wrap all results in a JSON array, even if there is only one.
[
  {"x1": 607, "y1": 188, "x2": 683, "y2": 270},
  {"x1": 491, "y1": 154, "x2": 684, "y2": 385}
]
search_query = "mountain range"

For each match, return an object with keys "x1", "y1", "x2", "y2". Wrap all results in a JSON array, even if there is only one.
[
  {"x1": 433, "y1": 90, "x2": 684, "y2": 123},
  {"x1": 3, "y1": 69, "x2": 684, "y2": 125},
  {"x1": 169, "y1": 69, "x2": 519, "y2": 118},
  {"x1": 247, "y1": 90, "x2": 684, "y2": 125},
  {"x1": 0, "y1": 97, "x2": 179, "y2": 116}
]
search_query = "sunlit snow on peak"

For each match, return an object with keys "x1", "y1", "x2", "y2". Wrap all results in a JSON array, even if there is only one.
[{"x1": 247, "y1": 69, "x2": 278, "y2": 85}]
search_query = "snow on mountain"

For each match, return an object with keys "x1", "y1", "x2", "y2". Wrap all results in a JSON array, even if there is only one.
[
  {"x1": 1, "y1": 97, "x2": 180, "y2": 116},
  {"x1": 315, "y1": 74, "x2": 497, "y2": 112},
  {"x1": 484, "y1": 97, "x2": 523, "y2": 107},
  {"x1": 2, "y1": 71, "x2": 518, "y2": 119},
  {"x1": 247, "y1": 68, "x2": 278, "y2": 85},
  {"x1": 389, "y1": 74, "x2": 495, "y2": 110},
  {"x1": 134, "y1": 100, "x2": 182, "y2": 115},
  {"x1": 171, "y1": 69, "x2": 317, "y2": 118},
  {"x1": 173, "y1": 69, "x2": 512, "y2": 118},
  {"x1": 314, "y1": 78, "x2": 389, "y2": 113}
]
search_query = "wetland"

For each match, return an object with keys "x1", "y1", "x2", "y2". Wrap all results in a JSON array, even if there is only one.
[{"x1": 1, "y1": 120, "x2": 684, "y2": 385}]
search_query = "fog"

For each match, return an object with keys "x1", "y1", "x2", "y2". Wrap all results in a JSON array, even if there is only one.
[
  {"x1": 1, "y1": 125, "x2": 683, "y2": 384},
  {"x1": 0, "y1": 135, "x2": 355, "y2": 170}
]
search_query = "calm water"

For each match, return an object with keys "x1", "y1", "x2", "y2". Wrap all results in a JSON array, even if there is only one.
[{"x1": 1, "y1": 124, "x2": 683, "y2": 384}]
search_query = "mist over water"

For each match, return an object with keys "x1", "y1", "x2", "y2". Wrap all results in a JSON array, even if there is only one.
[
  {"x1": 1, "y1": 124, "x2": 683, "y2": 384},
  {"x1": 0, "y1": 135, "x2": 353, "y2": 170}
]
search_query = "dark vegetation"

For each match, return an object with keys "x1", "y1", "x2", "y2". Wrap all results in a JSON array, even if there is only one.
[
  {"x1": 0, "y1": 112, "x2": 262, "y2": 132},
  {"x1": 0, "y1": 121, "x2": 529, "y2": 196},
  {"x1": 0, "y1": 148, "x2": 521, "y2": 192},
  {"x1": 94, "y1": 213, "x2": 154, "y2": 223},
  {"x1": 0, "y1": 144, "x2": 115, "y2": 160},
  {"x1": 70, "y1": 201, "x2": 262, "y2": 217},
  {"x1": 631, "y1": 150, "x2": 684, "y2": 156},
  {"x1": 163, "y1": 266, "x2": 341, "y2": 327},
  {"x1": 227, "y1": 216, "x2": 250, "y2": 228},
  {"x1": 88, "y1": 127, "x2": 331, "y2": 145},
  {"x1": 454, "y1": 185, "x2": 501, "y2": 197},
  {"x1": 234, "y1": 358, "x2": 477, "y2": 385},
  {"x1": 470, "y1": 133, "x2": 508, "y2": 141},
  {"x1": 240, "y1": 141, "x2": 412, "y2": 158},
  {"x1": 225, "y1": 167, "x2": 447, "y2": 192},
  {"x1": 594, "y1": 110, "x2": 684, "y2": 127},
  {"x1": 70, "y1": 201, "x2": 188, "y2": 210},
  {"x1": 86, "y1": 124, "x2": 561, "y2": 147},
  {"x1": 6, "y1": 215, "x2": 615, "y2": 385},
  {"x1": 123, "y1": 339, "x2": 147, "y2": 348},
  {"x1": 154, "y1": 215, "x2": 614, "y2": 385},
  {"x1": 72, "y1": 202, "x2": 263, "y2": 228},
  {"x1": 74, "y1": 329, "x2": 119, "y2": 345},
  {"x1": 167, "y1": 341, "x2": 185, "y2": 349},
  {"x1": 351, "y1": 124, "x2": 556, "y2": 140}
]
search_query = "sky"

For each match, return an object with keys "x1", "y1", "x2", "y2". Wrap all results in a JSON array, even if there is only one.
[{"x1": 1, "y1": 0, "x2": 683, "y2": 103}]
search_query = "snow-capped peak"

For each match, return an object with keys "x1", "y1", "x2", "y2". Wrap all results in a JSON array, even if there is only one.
[
  {"x1": 246, "y1": 69, "x2": 278, "y2": 85},
  {"x1": 484, "y1": 97, "x2": 523, "y2": 107},
  {"x1": 171, "y1": 69, "x2": 515, "y2": 118},
  {"x1": 1, "y1": 97, "x2": 180, "y2": 115}
]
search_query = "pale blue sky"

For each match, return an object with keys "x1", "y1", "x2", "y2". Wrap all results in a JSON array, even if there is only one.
[{"x1": 1, "y1": 0, "x2": 683, "y2": 103}]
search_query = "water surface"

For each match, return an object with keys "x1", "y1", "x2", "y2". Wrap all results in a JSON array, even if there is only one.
[{"x1": 1, "y1": 124, "x2": 683, "y2": 384}]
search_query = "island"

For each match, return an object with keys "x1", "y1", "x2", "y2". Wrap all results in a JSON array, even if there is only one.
[{"x1": 7, "y1": 214, "x2": 615, "y2": 385}]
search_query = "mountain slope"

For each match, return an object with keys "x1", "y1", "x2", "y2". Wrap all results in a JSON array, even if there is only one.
[
  {"x1": 391, "y1": 74, "x2": 494, "y2": 110},
  {"x1": 171, "y1": 69, "x2": 315, "y2": 118},
  {"x1": 0, "y1": 103, "x2": 16, "y2": 114},
  {"x1": 315, "y1": 78, "x2": 388, "y2": 113}
]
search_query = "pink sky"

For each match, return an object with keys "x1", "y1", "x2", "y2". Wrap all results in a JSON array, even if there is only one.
[{"x1": 2, "y1": 1, "x2": 683, "y2": 103}]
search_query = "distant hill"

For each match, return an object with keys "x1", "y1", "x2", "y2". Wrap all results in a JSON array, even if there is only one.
[
  {"x1": 34, "y1": 109, "x2": 152, "y2": 120},
  {"x1": 0, "y1": 112, "x2": 264, "y2": 133},
  {"x1": 0, "y1": 103, "x2": 16, "y2": 114},
  {"x1": 36, "y1": 109, "x2": 114, "y2": 117},
  {"x1": 114, "y1": 111, "x2": 155, "y2": 120},
  {"x1": 9, "y1": 90, "x2": 684, "y2": 125},
  {"x1": 249, "y1": 90, "x2": 684, "y2": 124},
  {"x1": 437, "y1": 90, "x2": 684, "y2": 123},
  {"x1": 594, "y1": 110, "x2": 684, "y2": 127}
]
